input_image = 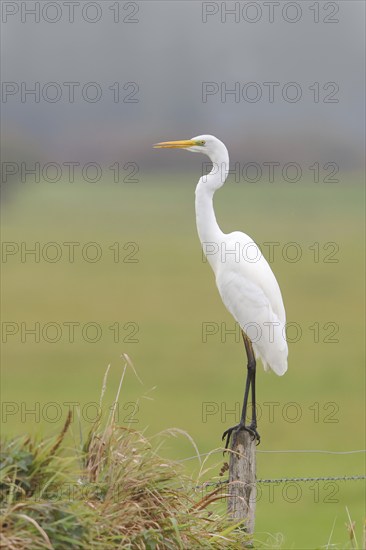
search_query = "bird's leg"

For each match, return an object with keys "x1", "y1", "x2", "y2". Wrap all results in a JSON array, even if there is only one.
[
  {"x1": 240, "y1": 332, "x2": 260, "y2": 443},
  {"x1": 222, "y1": 332, "x2": 260, "y2": 450},
  {"x1": 247, "y1": 346, "x2": 260, "y2": 444}
]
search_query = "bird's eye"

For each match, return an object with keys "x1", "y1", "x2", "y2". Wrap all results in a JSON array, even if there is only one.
[{"x1": 199, "y1": 140, "x2": 206, "y2": 146}]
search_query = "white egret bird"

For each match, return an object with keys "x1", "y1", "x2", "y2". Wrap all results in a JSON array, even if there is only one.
[{"x1": 154, "y1": 135, "x2": 288, "y2": 448}]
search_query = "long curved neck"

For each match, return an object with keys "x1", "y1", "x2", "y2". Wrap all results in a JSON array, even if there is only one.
[{"x1": 195, "y1": 148, "x2": 229, "y2": 251}]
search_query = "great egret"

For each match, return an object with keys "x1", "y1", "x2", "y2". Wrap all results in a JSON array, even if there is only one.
[{"x1": 154, "y1": 135, "x2": 288, "y2": 448}]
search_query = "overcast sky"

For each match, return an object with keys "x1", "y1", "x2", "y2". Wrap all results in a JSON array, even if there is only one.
[{"x1": 2, "y1": 1, "x2": 365, "y2": 171}]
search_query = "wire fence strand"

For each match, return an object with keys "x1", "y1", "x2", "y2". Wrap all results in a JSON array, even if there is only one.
[
  {"x1": 177, "y1": 449, "x2": 366, "y2": 490},
  {"x1": 197, "y1": 474, "x2": 366, "y2": 490},
  {"x1": 178, "y1": 448, "x2": 366, "y2": 462}
]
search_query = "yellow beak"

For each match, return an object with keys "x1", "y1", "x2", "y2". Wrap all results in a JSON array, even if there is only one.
[{"x1": 153, "y1": 139, "x2": 196, "y2": 149}]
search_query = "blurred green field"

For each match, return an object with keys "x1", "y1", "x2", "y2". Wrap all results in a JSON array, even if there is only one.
[{"x1": 1, "y1": 174, "x2": 365, "y2": 548}]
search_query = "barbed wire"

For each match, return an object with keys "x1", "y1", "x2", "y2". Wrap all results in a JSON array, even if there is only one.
[
  {"x1": 196, "y1": 474, "x2": 366, "y2": 490},
  {"x1": 178, "y1": 448, "x2": 366, "y2": 462},
  {"x1": 176, "y1": 449, "x2": 366, "y2": 491}
]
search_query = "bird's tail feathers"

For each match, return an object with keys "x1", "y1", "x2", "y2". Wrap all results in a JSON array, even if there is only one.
[{"x1": 270, "y1": 359, "x2": 288, "y2": 376}]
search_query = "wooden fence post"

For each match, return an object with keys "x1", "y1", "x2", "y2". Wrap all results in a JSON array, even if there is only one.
[{"x1": 228, "y1": 429, "x2": 256, "y2": 534}]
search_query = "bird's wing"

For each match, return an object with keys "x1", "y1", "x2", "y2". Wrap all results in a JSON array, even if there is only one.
[
  {"x1": 214, "y1": 231, "x2": 287, "y2": 324},
  {"x1": 216, "y1": 267, "x2": 288, "y2": 375}
]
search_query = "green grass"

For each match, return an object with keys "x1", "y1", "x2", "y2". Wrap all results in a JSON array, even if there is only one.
[{"x1": 1, "y1": 174, "x2": 365, "y2": 547}]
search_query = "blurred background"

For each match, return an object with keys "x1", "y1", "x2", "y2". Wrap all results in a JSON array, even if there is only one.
[{"x1": 1, "y1": 1, "x2": 365, "y2": 547}]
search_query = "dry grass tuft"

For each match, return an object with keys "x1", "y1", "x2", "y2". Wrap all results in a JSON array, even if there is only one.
[{"x1": 0, "y1": 366, "x2": 250, "y2": 549}]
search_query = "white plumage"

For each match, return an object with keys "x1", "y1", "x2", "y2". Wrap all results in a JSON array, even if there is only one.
[
  {"x1": 214, "y1": 234, "x2": 288, "y2": 376},
  {"x1": 193, "y1": 135, "x2": 288, "y2": 376},
  {"x1": 154, "y1": 134, "x2": 288, "y2": 446}
]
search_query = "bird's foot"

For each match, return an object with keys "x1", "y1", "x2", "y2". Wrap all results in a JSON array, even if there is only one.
[{"x1": 222, "y1": 423, "x2": 260, "y2": 451}]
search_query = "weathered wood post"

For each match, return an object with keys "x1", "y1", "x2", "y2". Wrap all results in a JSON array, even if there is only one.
[{"x1": 228, "y1": 429, "x2": 256, "y2": 534}]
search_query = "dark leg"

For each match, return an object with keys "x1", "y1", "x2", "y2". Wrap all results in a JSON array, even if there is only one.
[
  {"x1": 247, "y1": 348, "x2": 260, "y2": 444},
  {"x1": 222, "y1": 331, "x2": 260, "y2": 449}
]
